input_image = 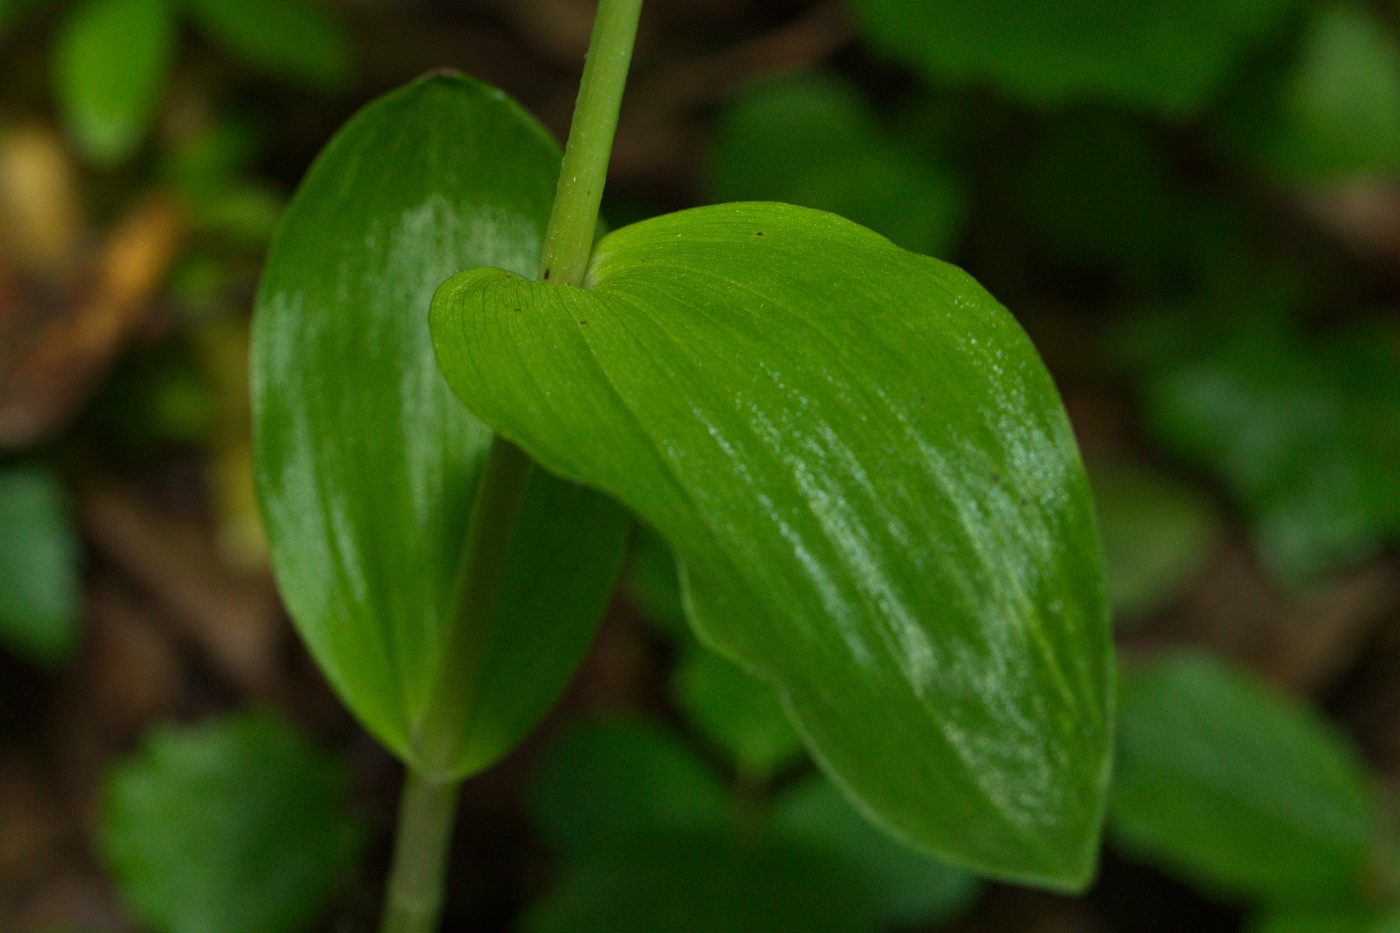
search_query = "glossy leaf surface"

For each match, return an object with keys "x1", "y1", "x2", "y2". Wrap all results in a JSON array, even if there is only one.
[
  {"x1": 253, "y1": 73, "x2": 630, "y2": 778},
  {"x1": 100, "y1": 711, "x2": 364, "y2": 933},
  {"x1": 186, "y1": 0, "x2": 354, "y2": 92},
  {"x1": 432, "y1": 201, "x2": 1112, "y2": 888},
  {"x1": 1112, "y1": 651, "x2": 1378, "y2": 902},
  {"x1": 853, "y1": 0, "x2": 1298, "y2": 117},
  {"x1": 54, "y1": 0, "x2": 176, "y2": 163}
]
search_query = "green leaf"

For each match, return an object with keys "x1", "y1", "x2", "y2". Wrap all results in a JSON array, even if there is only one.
[
  {"x1": 527, "y1": 718, "x2": 941, "y2": 932},
  {"x1": 1111, "y1": 651, "x2": 1378, "y2": 903},
  {"x1": 1144, "y1": 320, "x2": 1400, "y2": 583},
  {"x1": 852, "y1": 0, "x2": 1299, "y2": 117},
  {"x1": 99, "y1": 710, "x2": 365, "y2": 933},
  {"x1": 525, "y1": 828, "x2": 882, "y2": 933},
  {"x1": 527, "y1": 718, "x2": 732, "y2": 855},
  {"x1": 432, "y1": 201, "x2": 1113, "y2": 889},
  {"x1": 1017, "y1": 110, "x2": 1217, "y2": 284},
  {"x1": 0, "y1": 464, "x2": 80, "y2": 667},
  {"x1": 1252, "y1": 906, "x2": 1400, "y2": 933},
  {"x1": 54, "y1": 0, "x2": 176, "y2": 163},
  {"x1": 774, "y1": 775, "x2": 983, "y2": 926},
  {"x1": 707, "y1": 74, "x2": 965, "y2": 256},
  {"x1": 252, "y1": 73, "x2": 631, "y2": 779},
  {"x1": 673, "y1": 643, "x2": 805, "y2": 781},
  {"x1": 621, "y1": 523, "x2": 689, "y2": 639},
  {"x1": 1087, "y1": 458, "x2": 1219, "y2": 622},
  {"x1": 1228, "y1": 4, "x2": 1400, "y2": 181},
  {"x1": 186, "y1": 0, "x2": 354, "y2": 92}
]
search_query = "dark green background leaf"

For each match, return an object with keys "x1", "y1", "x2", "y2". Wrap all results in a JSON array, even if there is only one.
[
  {"x1": 524, "y1": 829, "x2": 882, "y2": 933},
  {"x1": 1143, "y1": 319, "x2": 1400, "y2": 584},
  {"x1": 1112, "y1": 651, "x2": 1378, "y2": 902},
  {"x1": 673, "y1": 643, "x2": 805, "y2": 781},
  {"x1": 252, "y1": 73, "x2": 631, "y2": 779},
  {"x1": 1251, "y1": 906, "x2": 1400, "y2": 933},
  {"x1": 1088, "y1": 458, "x2": 1219, "y2": 622},
  {"x1": 774, "y1": 776, "x2": 983, "y2": 925},
  {"x1": 527, "y1": 717, "x2": 977, "y2": 932},
  {"x1": 99, "y1": 710, "x2": 364, "y2": 933},
  {"x1": 0, "y1": 463, "x2": 80, "y2": 667},
  {"x1": 528, "y1": 718, "x2": 732, "y2": 856},
  {"x1": 707, "y1": 74, "x2": 965, "y2": 256},
  {"x1": 432, "y1": 201, "x2": 1112, "y2": 888},
  {"x1": 852, "y1": 0, "x2": 1300, "y2": 117},
  {"x1": 1223, "y1": 3, "x2": 1400, "y2": 180},
  {"x1": 186, "y1": 0, "x2": 354, "y2": 92},
  {"x1": 54, "y1": 0, "x2": 176, "y2": 163}
]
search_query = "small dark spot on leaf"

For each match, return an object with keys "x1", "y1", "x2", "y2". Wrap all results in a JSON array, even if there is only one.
[
  {"x1": 543, "y1": 267, "x2": 551, "y2": 280},
  {"x1": 918, "y1": 395, "x2": 927, "y2": 403},
  {"x1": 579, "y1": 320, "x2": 588, "y2": 325},
  {"x1": 755, "y1": 231, "x2": 765, "y2": 236},
  {"x1": 512, "y1": 307, "x2": 521, "y2": 312},
  {"x1": 991, "y1": 472, "x2": 1001, "y2": 483},
  {"x1": 1020, "y1": 497, "x2": 1030, "y2": 507}
]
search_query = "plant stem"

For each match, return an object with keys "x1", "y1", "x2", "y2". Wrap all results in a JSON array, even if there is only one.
[
  {"x1": 377, "y1": 1, "x2": 643, "y2": 929},
  {"x1": 411, "y1": 0, "x2": 644, "y2": 766},
  {"x1": 380, "y1": 771, "x2": 460, "y2": 933},
  {"x1": 414, "y1": 435, "x2": 535, "y2": 773},
  {"x1": 538, "y1": 0, "x2": 644, "y2": 288}
]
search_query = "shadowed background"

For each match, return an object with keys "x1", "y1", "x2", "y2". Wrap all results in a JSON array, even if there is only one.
[{"x1": 1, "y1": 0, "x2": 1398, "y2": 930}]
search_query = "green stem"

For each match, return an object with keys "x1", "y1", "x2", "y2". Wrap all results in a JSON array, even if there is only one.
[
  {"x1": 376, "y1": 2, "x2": 644, "y2": 930},
  {"x1": 410, "y1": 0, "x2": 643, "y2": 766},
  {"x1": 379, "y1": 772, "x2": 460, "y2": 933},
  {"x1": 538, "y1": 0, "x2": 644, "y2": 287},
  {"x1": 414, "y1": 436, "x2": 535, "y2": 773}
]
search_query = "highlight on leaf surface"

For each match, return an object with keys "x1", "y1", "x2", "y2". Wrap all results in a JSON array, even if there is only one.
[
  {"x1": 431, "y1": 201, "x2": 1113, "y2": 889},
  {"x1": 252, "y1": 72, "x2": 630, "y2": 780}
]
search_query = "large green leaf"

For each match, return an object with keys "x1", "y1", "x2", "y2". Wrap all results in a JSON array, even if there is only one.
[
  {"x1": 432, "y1": 201, "x2": 1112, "y2": 888},
  {"x1": 100, "y1": 710, "x2": 364, "y2": 933},
  {"x1": 54, "y1": 0, "x2": 176, "y2": 163},
  {"x1": 852, "y1": 0, "x2": 1299, "y2": 117},
  {"x1": 252, "y1": 73, "x2": 631, "y2": 779},
  {"x1": 1111, "y1": 651, "x2": 1379, "y2": 902},
  {"x1": 0, "y1": 464, "x2": 80, "y2": 667},
  {"x1": 186, "y1": 0, "x2": 354, "y2": 92}
]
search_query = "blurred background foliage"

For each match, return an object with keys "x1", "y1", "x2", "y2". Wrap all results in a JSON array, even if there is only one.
[{"x1": 0, "y1": 0, "x2": 1398, "y2": 930}]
